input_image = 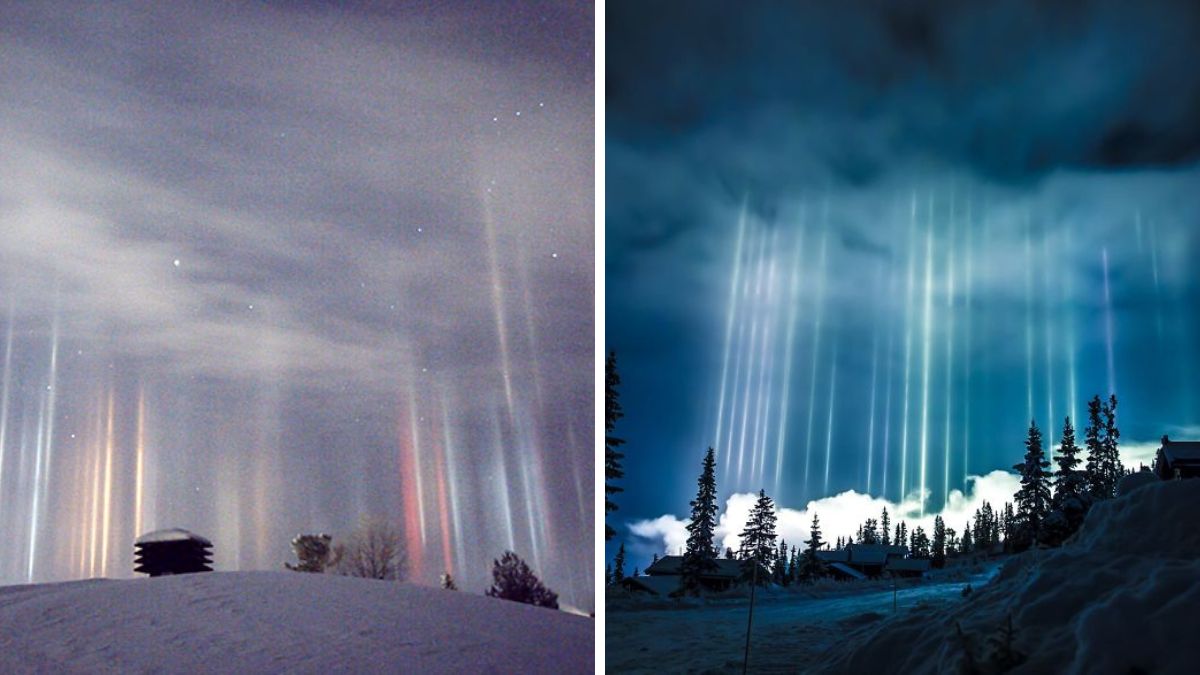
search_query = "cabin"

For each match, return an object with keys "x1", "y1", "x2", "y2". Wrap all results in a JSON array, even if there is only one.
[
  {"x1": 134, "y1": 529, "x2": 213, "y2": 577},
  {"x1": 817, "y1": 544, "x2": 928, "y2": 578},
  {"x1": 621, "y1": 555, "x2": 743, "y2": 594},
  {"x1": 1156, "y1": 436, "x2": 1200, "y2": 481}
]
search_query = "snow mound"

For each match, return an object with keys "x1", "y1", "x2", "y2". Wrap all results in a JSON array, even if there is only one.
[
  {"x1": 822, "y1": 479, "x2": 1200, "y2": 675},
  {"x1": 0, "y1": 571, "x2": 592, "y2": 673}
]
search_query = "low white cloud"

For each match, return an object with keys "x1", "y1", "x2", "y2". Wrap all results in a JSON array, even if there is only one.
[{"x1": 629, "y1": 470, "x2": 1021, "y2": 563}]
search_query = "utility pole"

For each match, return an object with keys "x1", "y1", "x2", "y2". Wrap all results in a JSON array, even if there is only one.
[{"x1": 742, "y1": 556, "x2": 759, "y2": 674}]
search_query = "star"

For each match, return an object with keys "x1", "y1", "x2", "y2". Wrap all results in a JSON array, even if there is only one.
[
  {"x1": 551, "y1": 252, "x2": 558, "y2": 259},
  {"x1": 515, "y1": 111, "x2": 521, "y2": 116},
  {"x1": 173, "y1": 259, "x2": 181, "y2": 267}
]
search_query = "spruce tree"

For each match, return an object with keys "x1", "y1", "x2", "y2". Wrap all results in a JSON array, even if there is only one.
[
  {"x1": 862, "y1": 518, "x2": 879, "y2": 545},
  {"x1": 738, "y1": 490, "x2": 777, "y2": 582},
  {"x1": 1084, "y1": 395, "x2": 1104, "y2": 499},
  {"x1": 681, "y1": 447, "x2": 720, "y2": 592},
  {"x1": 961, "y1": 522, "x2": 973, "y2": 554},
  {"x1": 774, "y1": 539, "x2": 789, "y2": 585},
  {"x1": 799, "y1": 513, "x2": 826, "y2": 582},
  {"x1": 605, "y1": 353, "x2": 626, "y2": 541},
  {"x1": 486, "y1": 551, "x2": 558, "y2": 609},
  {"x1": 1053, "y1": 416, "x2": 1086, "y2": 506},
  {"x1": 881, "y1": 508, "x2": 891, "y2": 546},
  {"x1": 1013, "y1": 420, "x2": 1052, "y2": 547},
  {"x1": 605, "y1": 564, "x2": 612, "y2": 586},
  {"x1": 932, "y1": 516, "x2": 946, "y2": 568},
  {"x1": 1098, "y1": 395, "x2": 1124, "y2": 498},
  {"x1": 613, "y1": 542, "x2": 626, "y2": 582}
]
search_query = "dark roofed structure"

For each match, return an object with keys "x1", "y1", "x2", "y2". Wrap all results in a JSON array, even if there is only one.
[
  {"x1": 134, "y1": 529, "x2": 213, "y2": 577},
  {"x1": 1156, "y1": 436, "x2": 1200, "y2": 481},
  {"x1": 635, "y1": 555, "x2": 742, "y2": 593}
]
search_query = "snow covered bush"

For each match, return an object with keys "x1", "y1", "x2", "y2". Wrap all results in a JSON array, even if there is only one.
[{"x1": 285, "y1": 533, "x2": 335, "y2": 573}]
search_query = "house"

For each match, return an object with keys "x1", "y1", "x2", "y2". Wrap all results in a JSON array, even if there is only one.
[
  {"x1": 621, "y1": 555, "x2": 743, "y2": 594},
  {"x1": 1156, "y1": 436, "x2": 1200, "y2": 480},
  {"x1": 817, "y1": 544, "x2": 929, "y2": 578}
]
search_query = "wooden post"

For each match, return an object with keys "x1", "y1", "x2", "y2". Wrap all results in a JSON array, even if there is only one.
[{"x1": 742, "y1": 556, "x2": 759, "y2": 675}]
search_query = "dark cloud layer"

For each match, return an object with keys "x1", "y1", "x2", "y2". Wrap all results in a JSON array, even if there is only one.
[{"x1": 610, "y1": 0, "x2": 1200, "y2": 187}]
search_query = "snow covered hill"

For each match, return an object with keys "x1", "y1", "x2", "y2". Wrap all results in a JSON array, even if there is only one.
[
  {"x1": 822, "y1": 479, "x2": 1200, "y2": 675},
  {"x1": 0, "y1": 571, "x2": 592, "y2": 673}
]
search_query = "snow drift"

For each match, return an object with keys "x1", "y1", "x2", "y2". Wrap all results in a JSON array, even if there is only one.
[
  {"x1": 822, "y1": 479, "x2": 1200, "y2": 674},
  {"x1": 0, "y1": 571, "x2": 592, "y2": 673}
]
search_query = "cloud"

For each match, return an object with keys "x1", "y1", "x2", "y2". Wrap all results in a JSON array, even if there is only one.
[{"x1": 629, "y1": 470, "x2": 1021, "y2": 563}]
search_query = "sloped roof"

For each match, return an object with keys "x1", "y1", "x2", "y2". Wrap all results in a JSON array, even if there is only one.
[
  {"x1": 816, "y1": 549, "x2": 848, "y2": 563},
  {"x1": 885, "y1": 558, "x2": 931, "y2": 572},
  {"x1": 846, "y1": 544, "x2": 907, "y2": 565},
  {"x1": 620, "y1": 575, "x2": 681, "y2": 595},
  {"x1": 1161, "y1": 440, "x2": 1200, "y2": 465},
  {"x1": 644, "y1": 555, "x2": 741, "y2": 579},
  {"x1": 827, "y1": 562, "x2": 867, "y2": 580}
]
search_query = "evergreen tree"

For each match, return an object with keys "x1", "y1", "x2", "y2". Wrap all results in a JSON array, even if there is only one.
[
  {"x1": 1013, "y1": 420, "x2": 1052, "y2": 548},
  {"x1": 1002, "y1": 502, "x2": 1015, "y2": 550},
  {"x1": 898, "y1": 522, "x2": 908, "y2": 549},
  {"x1": 440, "y1": 572, "x2": 457, "y2": 590},
  {"x1": 910, "y1": 526, "x2": 930, "y2": 559},
  {"x1": 960, "y1": 522, "x2": 973, "y2": 554},
  {"x1": 894, "y1": 522, "x2": 901, "y2": 548},
  {"x1": 486, "y1": 551, "x2": 558, "y2": 609},
  {"x1": 613, "y1": 542, "x2": 626, "y2": 582},
  {"x1": 932, "y1": 516, "x2": 946, "y2": 568},
  {"x1": 774, "y1": 539, "x2": 789, "y2": 585},
  {"x1": 798, "y1": 513, "x2": 826, "y2": 582},
  {"x1": 605, "y1": 353, "x2": 626, "y2": 541},
  {"x1": 681, "y1": 447, "x2": 720, "y2": 592},
  {"x1": 1084, "y1": 395, "x2": 1104, "y2": 499},
  {"x1": 1053, "y1": 417, "x2": 1087, "y2": 506},
  {"x1": 862, "y1": 518, "x2": 879, "y2": 545},
  {"x1": 605, "y1": 564, "x2": 612, "y2": 586},
  {"x1": 881, "y1": 508, "x2": 891, "y2": 546},
  {"x1": 945, "y1": 528, "x2": 958, "y2": 556},
  {"x1": 738, "y1": 490, "x2": 777, "y2": 583},
  {"x1": 725, "y1": 547, "x2": 735, "y2": 560},
  {"x1": 1097, "y1": 395, "x2": 1124, "y2": 498}
]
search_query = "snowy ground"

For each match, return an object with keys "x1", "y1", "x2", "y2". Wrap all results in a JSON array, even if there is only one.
[
  {"x1": 0, "y1": 571, "x2": 592, "y2": 674},
  {"x1": 820, "y1": 479, "x2": 1200, "y2": 675},
  {"x1": 606, "y1": 566, "x2": 998, "y2": 673}
]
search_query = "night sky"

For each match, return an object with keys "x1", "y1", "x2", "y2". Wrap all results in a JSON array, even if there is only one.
[
  {"x1": 0, "y1": 1, "x2": 594, "y2": 610},
  {"x1": 606, "y1": 1, "x2": 1200, "y2": 567}
]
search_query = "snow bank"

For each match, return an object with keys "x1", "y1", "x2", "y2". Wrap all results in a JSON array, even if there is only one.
[
  {"x1": 0, "y1": 571, "x2": 592, "y2": 673},
  {"x1": 822, "y1": 479, "x2": 1200, "y2": 675}
]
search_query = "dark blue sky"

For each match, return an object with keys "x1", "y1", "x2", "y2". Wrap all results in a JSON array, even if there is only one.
[{"x1": 606, "y1": 0, "x2": 1200, "y2": 563}]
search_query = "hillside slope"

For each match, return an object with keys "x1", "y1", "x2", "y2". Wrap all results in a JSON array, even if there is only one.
[
  {"x1": 822, "y1": 479, "x2": 1200, "y2": 675},
  {"x1": 0, "y1": 571, "x2": 592, "y2": 673}
]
